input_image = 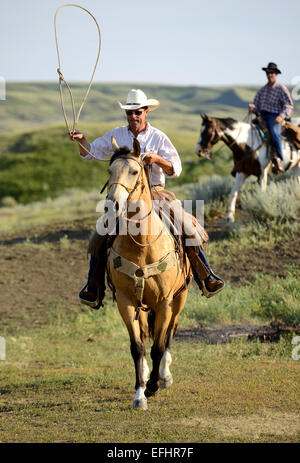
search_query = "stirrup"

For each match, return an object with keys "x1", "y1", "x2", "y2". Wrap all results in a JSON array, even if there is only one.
[
  {"x1": 78, "y1": 281, "x2": 101, "y2": 309},
  {"x1": 200, "y1": 271, "x2": 225, "y2": 299}
]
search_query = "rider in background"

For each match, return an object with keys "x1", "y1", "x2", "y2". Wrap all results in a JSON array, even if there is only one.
[{"x1": 249, "y1": 62, "x2": 293, "y2": 173}]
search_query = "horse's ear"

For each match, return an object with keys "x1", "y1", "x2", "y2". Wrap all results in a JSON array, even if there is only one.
[
  {"x1": 200, "y1": 113, "x2": 207, "y2": 120},
  {"x1": 133, "y1": 138, "x2": 141, "y2": 157},
  {"x1": 111, "y1": 136, "x2": 120, "y2": 153}
]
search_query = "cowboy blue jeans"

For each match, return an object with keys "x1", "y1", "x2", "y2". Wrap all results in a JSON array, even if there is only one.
[{"x1": 261, "y1": 111, "x2": 283, "y2": 160}]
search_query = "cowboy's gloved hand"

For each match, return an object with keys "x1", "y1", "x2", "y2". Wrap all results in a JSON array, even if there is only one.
[
  {"x1": 143, "y1": 151, "x2": 159, "y2": 165},
  {"x1": 248, "y1": 103, "x2": 255, "y2": 112}
]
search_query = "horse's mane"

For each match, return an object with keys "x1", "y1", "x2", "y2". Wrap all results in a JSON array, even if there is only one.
[
  {"x1": 109, "y1": 146, "x2": 133, "y2": 165},
  {"x1": 217, "y1": 117, "x2": 237, "y2": 130}
]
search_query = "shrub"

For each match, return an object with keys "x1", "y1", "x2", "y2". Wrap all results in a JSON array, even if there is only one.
[
  {"x1": 240, "y1": 179, "x2": 300, "y2": 223},
  {"x1": 0, "y1": 196, "x2": 18, "y2": 207},
  {"x1": 185, "y1": 175, "x2": 234, "y2": 218}
]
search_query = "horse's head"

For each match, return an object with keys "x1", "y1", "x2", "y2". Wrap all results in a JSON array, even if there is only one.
[
  {"x1": 195, "y1": 114, "x2": 223, "y2": 158},
  {"x1": 105, "y1": 137, "x2": 146, "y2": 219}
]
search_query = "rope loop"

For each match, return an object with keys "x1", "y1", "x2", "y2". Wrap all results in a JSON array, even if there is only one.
[{"x1": 54, "y1": 4, "x2": 102, "y2": 157}]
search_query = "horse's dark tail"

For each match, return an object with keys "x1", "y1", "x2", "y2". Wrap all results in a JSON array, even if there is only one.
[{"x1": 147, "y1": 309, "x2": 155, "y2": 340}]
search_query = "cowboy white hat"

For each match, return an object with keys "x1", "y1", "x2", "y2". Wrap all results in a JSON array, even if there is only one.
[{"x1": 118, "y1": 89, "x2": 160, "y2": 111}]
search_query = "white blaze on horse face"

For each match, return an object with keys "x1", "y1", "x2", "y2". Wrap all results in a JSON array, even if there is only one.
[
  {"x1": 106, "y1": 158, "x2": 139, "y2": 218},
  {"x1": 106, "y1": 186, "x2": 128, "y2": 218},
  {"x1": 195, "y1": 126, "x2": 205, "y2": 154}
]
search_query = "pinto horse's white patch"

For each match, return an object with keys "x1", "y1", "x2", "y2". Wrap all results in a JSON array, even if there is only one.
[{"x1": 224, "y1": 122, "x2": 260, "y2": 147}]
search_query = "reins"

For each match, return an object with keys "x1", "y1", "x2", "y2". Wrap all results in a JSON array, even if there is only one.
[
  {"x1": 243, "y1": 111, "x2": 265, "y2": 153},
  {"x1": 213, "y1": 112, "x2": 264, "y2": 156},
  {"x1": 54, "y1": 4, "x2": 102, "y2": 159}
]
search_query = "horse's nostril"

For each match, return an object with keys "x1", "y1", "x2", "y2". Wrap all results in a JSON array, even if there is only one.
[{"x1": 115, "y1": 202, "x2": 119, "y2": 211}]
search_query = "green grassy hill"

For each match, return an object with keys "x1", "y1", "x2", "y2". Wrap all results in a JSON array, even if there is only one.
[
  {"x1": 3, "y1": 82, "x2": 299, "y2": 135},
  {"x1": 1, "y1": 82, "x2": 298, "y2": 204},
  {"x1": 0, "y1": 122, "x2": 232, "y2": 204}
]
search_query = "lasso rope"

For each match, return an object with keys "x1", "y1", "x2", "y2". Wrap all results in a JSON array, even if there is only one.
[{"x1": 54, "y1": 4, "x2": 101, "y2": 158}]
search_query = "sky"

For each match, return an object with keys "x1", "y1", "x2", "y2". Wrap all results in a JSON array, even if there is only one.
[{"x1": 1, "y1": 0, "x2": 300, "y2": 87}]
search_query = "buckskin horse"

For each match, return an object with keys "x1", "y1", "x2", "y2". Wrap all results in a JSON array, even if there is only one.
[
  {"x1": 105, "y1": 137, "x2": 191, "y2": 410},
  {"x1": 195, "y1": 114, "x2": 300, "y2": 222}
]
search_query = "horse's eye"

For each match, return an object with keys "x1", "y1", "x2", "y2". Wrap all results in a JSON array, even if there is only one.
[{"x1": 131, "y1": 170, "x2": 138, "y2": 176}]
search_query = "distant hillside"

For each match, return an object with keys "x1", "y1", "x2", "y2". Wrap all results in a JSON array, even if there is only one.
[
  {"x1": 0, "y1": 122, "x2": 231, "y2": 204},
  {"x1": 1, "y1": 82, "x2": 298, "y2": 204},
  {"x1": 2, "y1": 82, "x2": 298, "y2": 136},
  {"x1": 204, "y1": 89, "x2": 247, "y2": 108}
]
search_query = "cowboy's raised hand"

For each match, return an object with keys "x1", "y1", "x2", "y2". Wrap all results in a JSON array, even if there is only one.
[
  {"x1": 70, "y1": 130, "x2": 85, "y2": 142},
  {"x1": 248, "y1": 103, "x2": 255, "y2": 112}
]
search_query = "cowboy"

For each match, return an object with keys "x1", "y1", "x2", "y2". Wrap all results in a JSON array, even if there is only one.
[
  {"x1": 71, "y1": 89, "x2": 224, "y2": 308},
  {"x1": 249, "y1": 62, "x2": 293, "y2": 173}
]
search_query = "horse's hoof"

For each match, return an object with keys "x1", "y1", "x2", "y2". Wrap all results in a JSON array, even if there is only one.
[
  {"x1": 145, "y1": 387, "x2": 159, "y2": 398},
  {"x1": 133, "y1": 398, "x2": 148, "y2": 410},
  {"x1": 159, "y1": 375, "x2": 173, "y2": 389},
  {"x1": 226, "y1": 216, "x2": 235, "y2": 223}
]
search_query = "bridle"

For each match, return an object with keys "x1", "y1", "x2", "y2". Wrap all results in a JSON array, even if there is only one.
[
  {"x1": 108, "y1": 154, "x2": 145, "y2": 199},
  {"x1": 199, "y1": 118, "x2": 222, "y2": 157},
  {"x1": 201, "y1": 118, "x2": 242, "y2": 155},
  {"x1": 107, "y1": 154, "x2": 167, "y2": 247},
  {"x1": 107, "y1": 155, "x2": 160, "y2": 244}
]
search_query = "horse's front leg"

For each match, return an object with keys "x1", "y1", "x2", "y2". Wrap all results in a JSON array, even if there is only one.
[
  {"x1": 146, "y1": 304, "x2": 172, "y2": 397},
  {"x1": 292, "y1": 160, "x2": 300, "y2": 184},
  {"x1": 259, "y1": 162, "x2": 271, "y2": 192},
  {"x1": 226, "y1": 172, "x2": 247, "y2": 222},
  {"x1": 159, "y1": 289, "x2": 188, "y2": 389},
  {"x1": 159, "y1": 348, "x2": 173, "y2": 389},
  {"x1": 131, "y1": 340, "x2": 149, "y2": 410},
  {"x1": 116, "y1": 298, "x2": 148, "y2": 410}
]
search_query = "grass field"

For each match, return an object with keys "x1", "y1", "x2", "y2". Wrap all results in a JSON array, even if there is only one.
[
  {"x1": 1, "y1": 302, "x2": 299, "y2": 443},
  {"x1": 0, "y1": 184, "x2": 299, "y2": 443}
]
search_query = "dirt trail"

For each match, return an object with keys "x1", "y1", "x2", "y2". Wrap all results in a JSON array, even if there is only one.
[{"x1": 0, "y1": 217, "x2": 299, "y2": 340}]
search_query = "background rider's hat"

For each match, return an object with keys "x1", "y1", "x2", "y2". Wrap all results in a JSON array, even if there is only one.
[
  {"x1": 119, "y1": 89, "x2": 160, "y2": 111},
  {"x1": 262, "y1": 62, "x2": 281, "y2": 74}
]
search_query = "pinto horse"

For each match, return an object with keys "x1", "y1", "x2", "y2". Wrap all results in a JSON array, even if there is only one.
[
  {"x1": 105, "y1": 137, "x2": 191, "y2": 410},
  {"x1": 195, "y1": 114, "x2": 300, "y2": 222}
]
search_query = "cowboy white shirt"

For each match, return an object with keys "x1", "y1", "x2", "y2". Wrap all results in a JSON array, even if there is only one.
[{"x1": 79, "y1": 123, "x2": 182, "y2": 186}]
